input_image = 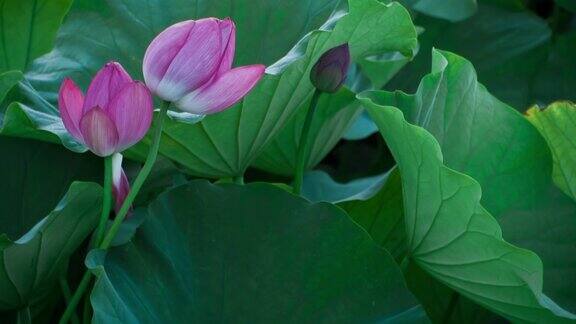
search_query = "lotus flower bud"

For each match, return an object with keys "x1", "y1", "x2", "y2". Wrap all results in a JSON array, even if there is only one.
[
  {"x1": 58, "y1": 62, "x2": 153, "y2": 157},
  {"x1": 143, "y1": 18, "x2": 265, "y2": 115},
  {"x1": 310, "y1": 43, "x2": 350, "y2": 93},
  {"x1": 112, "y1": 153, "x2": 132, "y2": 216}
]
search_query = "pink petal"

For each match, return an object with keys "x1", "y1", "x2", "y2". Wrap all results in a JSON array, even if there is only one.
[
  {"x1": 58, "y1": 78, "x2": 85, "y2": 142},
  {"x1": 216, "y1": 18, "x2": 236, "y2": 76},
  {"x1": 84, "y1": 62, "x2": 133, "y2": 113},
  {"x1": 112, "y1": 153, "x2": 132, "y2": 216},
  {"x1": 155, "y1": 18, "x2": 223, "y2": 101},
  {"x1": 108, "y1": 81, "x2": 153, "y2": 151},
  {"x1": 175, "y1": 64, "x2": 265, "y2": 115},
  {"x1": 143, "y1": 20, "x2": 196, "y2": 94},
  {"x1": 80, "y1": 107, "x2": 119, "y2": 157}
]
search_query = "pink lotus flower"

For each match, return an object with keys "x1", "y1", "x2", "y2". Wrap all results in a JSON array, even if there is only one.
[
  {"x1": 59, "y1": 62, "x2": 153, "y2": 157},
  {"x1": 112, "y1": 153, "x2": 132, "y2": 216},
  {"x1": 143, "y1": 18, "x2": 265, "y2": 114}
]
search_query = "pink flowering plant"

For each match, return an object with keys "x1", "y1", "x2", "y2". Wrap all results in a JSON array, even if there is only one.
[{"x1": 1, "y1": 1, "x2": 576, "y2": 324}]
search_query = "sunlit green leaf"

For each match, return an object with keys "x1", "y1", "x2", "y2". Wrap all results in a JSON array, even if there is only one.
[
  {"x1": 526, "y1": 102, "x2": 576, "y2": 201},
  {"x1": 370, "y1": 49, "x2": 576, "y2": 314},
  {"x1": 360, "y1": 92, "x2": 576, "y2": 322}
]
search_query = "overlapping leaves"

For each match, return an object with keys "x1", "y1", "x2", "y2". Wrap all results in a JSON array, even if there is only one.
[
  {"x1": 0, "y1": 135, "x2": 102, "y2": 313},
  {"x1": 353, "y1": 49, "x2": 576, "y2": 322},
  {"x1": 388, "y1": 1, "x2": 576, "y2": 109},
  {"x1": 87, "y1": 181, "x2": 423, "y2": 323},
  {"x1": 360, "y1": 93, "x2": 575, "y2": 323},
  {"x1": 369, "y1": 49, "x2": 576, "y2": 314},
  {"x1": 527, "y1": 102, "x2": 576, "y2": 202}
]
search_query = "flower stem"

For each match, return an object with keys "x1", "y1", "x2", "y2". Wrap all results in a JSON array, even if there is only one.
[
  {"x1": 293, "y1": 90, "x2": 321, "y2": 195},
  {"x1": 59, "y1": 100, "x2": 171, "y2": 324},
  {"x1": 93, "y1": 156, "x2": 113, "y2": 246},
  {"x1": 58, "y1": 273, "x2": 91, "y2": 324},
  {"x1": 16, "y1": 307, "x2": 31, "y2": 324},
  {"x1": 59, "y1": 276, "x2": 80, "y2": 324},
  {"x1": 442, "y1": 292, "x2": 460, "y2": 324},
  {"x1": 99, "y1": 100, "x2": 170, "y2": 249}
]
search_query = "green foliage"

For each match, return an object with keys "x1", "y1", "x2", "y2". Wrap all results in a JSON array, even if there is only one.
[
  {"x1": 0, "y1": 181, "x2": 101, "y2": 310},
  {"x1": 388, "y1": 1, "x2": 576, "y2": 109},
  {"x1": 367, "y1": 49, "x2": 576, "y2": 314},
  {"x1": 0, "y1": 0, "x2": 575, "y2": 322},
  {"x1": 0, "y1": 136, "x2": 101, "y2": 312},
  {"x1": 88, "y1": 181, "x2": 422, "y2": 323},
  {"x1": 361, "y1": 93, "x2": 575, "y2": 322},
  {"x1": 527, "y1": 102, "x2": 576, "y2": 201},
  {"x1": 0, "y1": 0, "x2": 73, "y2": 72}
]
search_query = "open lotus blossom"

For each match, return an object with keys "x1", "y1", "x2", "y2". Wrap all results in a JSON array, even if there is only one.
[
  {"x1": 112, "y1": 153, "x2": 132, "y2": 216},
  {"x1": 59, "y1": 62, "x2": 153, "y2": 157},
  {"x1": 143, "y1": 17, "x2": 265, "y2": 114}
]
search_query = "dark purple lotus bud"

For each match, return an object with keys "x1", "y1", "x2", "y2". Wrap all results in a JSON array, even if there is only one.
[{"x1": 310, "y1": 43, "x2": 350, "y2": 93}]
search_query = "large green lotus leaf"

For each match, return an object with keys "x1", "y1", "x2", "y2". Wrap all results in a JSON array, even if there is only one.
[
  {"x1": 0, "y1": 136, "x2": 102, "y2": 311},
  {"x1": 20, "y1": 0, "x2": 416, "y2": 178},
  {"x1": 360, "y1": 96, "x2": 576, "y2": 322},
  {"x1": 526, "y1": 102, "x2": 576, "y2": 202},
  {"x1": 403, "y1": 263, "x2": 505, "y2": 323},
  {"x1": 373, "y1": 49, "x2": 550, "y2": 218},
  {"x1": 0, "y1": 0, "x2": 72, "y2": 73},
  {"x1": 0, "y1": 181, "x2": 101, "y2": 310},
  {"x1": 300, "y1": 168, "x2": 403, "y2": 259},
  {"x1": 370, "y1": 49, "x2": 576, "y2": 313},
  {"x1": 386, "y1": 2, "x2": 574, "y2": 109},
  {"x1": 335, "y1": 167, "x2": 501, "y2": 323},
  {"x1": 87, "y1": 180, "x2": 424, "y2": 323},
  {"x1": 339, "y1": 168, "x2": 407, "y2": 262}
]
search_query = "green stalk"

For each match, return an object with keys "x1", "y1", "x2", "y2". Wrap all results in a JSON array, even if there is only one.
[
  {"x1": 59, "y1": 276, "x2": 80, "y2": 324},
  {"x1": 59, "y1": 274, "x2": 91, "y2": 324},
  {"x1": 16, "y1": 307, "x2": 31, "y2": 324},
  {"x1": 292, "y1": 90, "x2": 321, "y2": 195},
  {"x1": 59, "y1": 101, "x2": 171, "y2": 324},
  {"x1": 94, "y1": 156, "x2": 113, "y2": 246},
  {"x1": 82, "y1": 293, "x2": 91, "y2": 324},
  {"x1": 99, "y1": 100, "x2": 170, "y2": 249},
  {"x1": 442, "y1": 292, "x2": 460, "y2": 324}
]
